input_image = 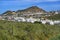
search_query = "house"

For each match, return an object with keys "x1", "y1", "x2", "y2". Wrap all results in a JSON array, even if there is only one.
[
  {"x1": 40, "y1": 19, "x2": 60, "y2": 25},
  {"x1": 54, "y1": 20, "x2": 60, "y2": 24},
  {"x1": 40, "y1": 19, "x2": 54, "y2": 25},
  {"x1": 26, "y1": 17, "x2": 37, "y2": 23},
  {"x1": 49, "y1": 21, "x2": 54, "y2": 25},
  {"x1": 14, "y1": 17, "x2": 26, "y2": 22},
  {"x1": 55, "y1": 11, "x2": 59, "y2": 14},
  {"x1": 41, "y1": 20, "x2": 46, "y2": 24},
  {"x1": 25, "y1": 17, "x2": 40, "y2": 23}
]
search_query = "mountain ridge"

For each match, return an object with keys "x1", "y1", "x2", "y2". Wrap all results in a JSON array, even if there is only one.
[{"x1": 2, "y1": 6, "x2": 47, "y2": 16}]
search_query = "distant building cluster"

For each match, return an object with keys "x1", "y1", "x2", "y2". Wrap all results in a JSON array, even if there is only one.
[
  {"x1": 0, "y1": 6, "x2": 60, "y2": 25},
  {"x1": 0, "y1": 12, "x2": 60, "y2": 25}
]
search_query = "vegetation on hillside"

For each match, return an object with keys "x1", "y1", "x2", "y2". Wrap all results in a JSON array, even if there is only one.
[
  {"x1": 0, "y1": 20, "x2": 60, "y2": 40},
  {"x1": 47, "y1": 14, "x2": 60, "y2": 20}
]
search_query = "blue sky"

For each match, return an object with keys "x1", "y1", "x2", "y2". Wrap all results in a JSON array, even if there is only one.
[{"x1": 0, "y1": 0, "x2": 60, "y2": 14}]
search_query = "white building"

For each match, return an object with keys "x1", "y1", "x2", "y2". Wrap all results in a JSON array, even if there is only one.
[
  {"x1": 26, "y1": 17, "x2": 37, "y2": 23},
  {"x1": 41, "y1": 20, "x2": 46, "y2": 24},
  {"x1": 41, "y1": 19, "x2": 60, "y2": 25},
  {"x1": 55, "y1": 11, "x2": 59, "y2": 14},
  {"x1": 54, "y1": 20, "x2": 60, "y2": 24},
  {"x1": 14, "y1": 17, "x2": 26, "y2": 22},
  {"x1": 49, "y1": 21, "x2": 54, "y2": 25},
  {"x1": 41, "y1": 19, "x2": 53, "y2": 25}
]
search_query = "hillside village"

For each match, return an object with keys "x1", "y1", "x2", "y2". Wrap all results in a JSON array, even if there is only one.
[{"x1": 0, "y1": 6, "x2": 60, "y2": 25}]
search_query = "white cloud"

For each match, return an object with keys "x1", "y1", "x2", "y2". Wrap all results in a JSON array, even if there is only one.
[
  {"x1": 46, "y1": 0, "x2": 60, "y2": 1},
  {"x1": 16, "y1": 0, "x2": 60, "y2": 2},
  {"x1": 45, "y1": 0, "x2": 60, "y2": 2},
  {"x1": 0, "y1": 0, "x2": 60, "y2": 5},
  {"x1": 14, "y1": 0, "x2": 42, "y2": 2},
  {"x1": 1, "y1": 0, "x2": 60, "y2": 2}
]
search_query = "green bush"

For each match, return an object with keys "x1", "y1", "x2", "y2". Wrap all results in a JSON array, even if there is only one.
[{"x1": 0, "y1": 20, "x2": 60, "y2": 40}]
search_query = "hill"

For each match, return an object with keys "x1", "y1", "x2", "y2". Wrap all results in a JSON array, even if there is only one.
[
  {"x1": 0, "y1": 20, "x2": 60, "y2": 40},
  {"x1": 2, "y1": 6, "x2": 47, "y2": 16},
  {"x1": 2, "y1": 11, "x2": 16, "y2": 16},
  {"x1": 16, "y1": 6, "x2": 46, "y2": 13}
]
